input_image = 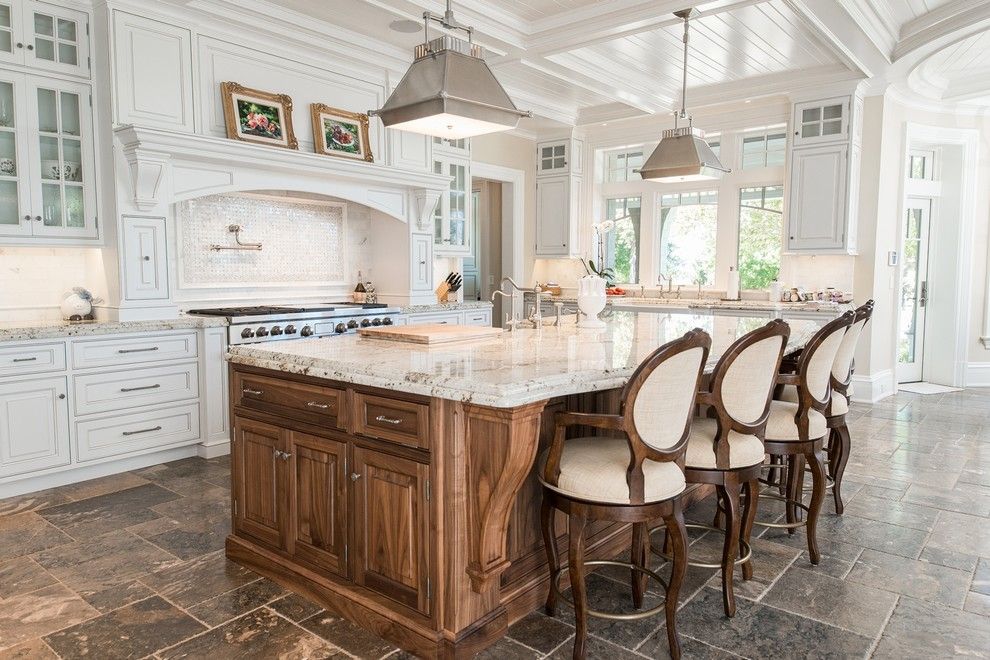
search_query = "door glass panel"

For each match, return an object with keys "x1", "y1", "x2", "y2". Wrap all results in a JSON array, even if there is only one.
[
  {"x1": 41, "y1": 183, "x2": 62, "y2": 226},
  {"x1": 63, "y1": 185, "x2": 83, "y2": 227},
  {"x1": 898, "y1": 207, "x2": 924, "y2": 367},
  {"x1": 0, "y1": 80, "x2": 13, "y2": 128},
  {"x1": 34, "y1": 13, "x2": 53, "y2": 36},
  {"x1": 823, "y1": 104, "x2": 842, "y2": 120},
  {"x1": 34, "y1": 36, "x2": 54, "y2": 61},
  {"x1": 59, "y1": 91, "x2": 79, "y2": 135},
  {"x1": 801, "y1": 107, "x2": 820, "y2": 123},
  {"x1": 0, "y1": 179, "x2": 17, "y2": 225},
  {"x1": 57, "y1": 42, "x2": 76, "y2": 65},
  {"x1": 39, "y1": 135, "x2": 59, "y2": 179},
  {"x1": 0, "y1": 4, "x2": 10, "y2": 28},
  {"x1": 37, "y1": 88, "x2": 56, "y2": 131},
  {"x1": 433, "y1": 160, "x2": 443, "y2": 242},
  {"x1": 62, "y1": 138, "x2": 81, "y2": 181},
  {"x1": 0, "y1": 131, "x2": 15, "y2": 169},
  {"x1": 57, "y1": 18, "x2": 75, "y2": 40},
  {"x1": 801, "y1": 123, "x2": 820, "y2": 138},
  {"x1": 823, "y1": 120, "x2": 842, "y2": 136}
]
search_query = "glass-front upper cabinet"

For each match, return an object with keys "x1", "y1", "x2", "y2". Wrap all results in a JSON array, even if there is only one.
[
  {"x1": 432, "y1": 155, "x2": 471, "y2": 256},
  {"x1": 0, "y1": 73, "x2": 96, "y2": 240},
  {"x1": 0, "y1": 1, "x2": 89, "y2": 77},
  {"x1": 792, "y1": 97, "x2": 849, "y2": 147}
]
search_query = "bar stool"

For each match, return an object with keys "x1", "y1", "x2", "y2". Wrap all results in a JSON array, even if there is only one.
[
  {"x1": 776, "y1": 301, "x2": 873, "y2": 513},
  {"x1": 758, "y1": 312, "x2": 854, "y2": 563},
  {"x1": 540, "y1": 329, "x2": 711, "y2": 660},
  {"x1": 666, "y1": 320, "x2": 790, "y2": 618}
]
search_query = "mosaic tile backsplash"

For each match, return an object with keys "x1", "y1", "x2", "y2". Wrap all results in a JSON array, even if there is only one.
[{"x1": 176, "y1": 193, "x2": 370, "y2": 291}]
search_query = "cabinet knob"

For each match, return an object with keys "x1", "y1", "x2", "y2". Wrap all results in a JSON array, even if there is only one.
[
  {"x1": 23, "y1": 215, "x2": 30, "y2": 221},
  {"x1": 15, "y1": 42, "x2": 22, "y2": 48},
  {"x1": 350, "y1": 473, "x2": 362, "y2": 481},
  {"x1": 34, "y1": 215, "x2": 41, "y2": 222},
  {"x1": 58, "y1": 393, "x2": 66, "y2": 400},
  {"x1": 143, "y1": 256, "x2": 151, "y2": 261},
  {"x1": 26, "y1": 44, "x2": 33, "y2": 51}
]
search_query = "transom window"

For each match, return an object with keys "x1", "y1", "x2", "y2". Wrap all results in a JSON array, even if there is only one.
[
  {"x1": 602, "y1": 197, "x2": 641, "y2": 284},
  {"x1": 741, "y1": 129, "x2": 786, "y2": 169},
  {"x1": 659, "y1": 191, "x2": 717, "y2": 287},
  {"x1": 908, "y1": 150, "x2": 935, "y2": 181},
  {"x1": 738, "y1": 186, "x2": 783, "y2": 290},
  {"x1": 604, "y1": 149, "x2": 644, "y2": 183}
]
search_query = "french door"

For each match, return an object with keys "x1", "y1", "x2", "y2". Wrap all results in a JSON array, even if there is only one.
[{"x1": 897, "y1": 198, "x2": 931, "y2": 383}]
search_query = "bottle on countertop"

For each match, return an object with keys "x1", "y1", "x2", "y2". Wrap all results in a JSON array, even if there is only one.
[
  {"x1": 364, "y1": 281, "x2": 377, "y2": 304},
  {"x1": 353, "y1": 271, "x2": 367, "y2": 303},
  {"x1": 769, "y1": 280, "x2": 782, "y2": 303}
]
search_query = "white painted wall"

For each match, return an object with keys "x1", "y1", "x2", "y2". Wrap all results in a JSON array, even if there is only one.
[{"x1": 0, "y1": 247, "x2": 101, "y2": 321}]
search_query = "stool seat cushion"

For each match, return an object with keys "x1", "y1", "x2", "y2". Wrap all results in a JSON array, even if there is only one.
[
  {"x1": 685, "y1": 417, "x2": 765, "y2": 470},
  {"x1": 539, "y1": 437, "x2": 686, "y2": 505},
  {"x1": 777, "y1": 385, "x2": 848, "y2": 416},
  {"x1": 766, "y1": 401, "x2": 828, "y2": 441}
]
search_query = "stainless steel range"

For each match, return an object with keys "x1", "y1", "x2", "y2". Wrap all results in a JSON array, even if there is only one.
[{"x1": 187, "y1": 303, "x2": 401, "y2": 345}]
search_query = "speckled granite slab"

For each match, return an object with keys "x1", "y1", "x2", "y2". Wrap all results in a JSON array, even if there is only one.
[
  {"x1": 228, "y1": 311, "x2": 823, "y2": 408},
  {"x1": 529, "y1": 294, "x2": 850, "y2": 314},
  {"x1": 399, "y1": 301, "x2": 493, "y2": 314},
  {"x1": 0, "y1": 317, "x2": 228, "y2": 343}
]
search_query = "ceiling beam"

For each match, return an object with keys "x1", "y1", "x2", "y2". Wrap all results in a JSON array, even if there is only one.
[
  {"x1": 686, "y1": 64, "x2": 860, "y2": 108},
  {"x1": 895, "y1": 0, "x2": 990, "y2": 61},
  {"x1": 785, "y1": 0, "x2": 891, "y2": 77},
  {"x1": 941, "y1": 67, "x2": 990, "y2": 102}
]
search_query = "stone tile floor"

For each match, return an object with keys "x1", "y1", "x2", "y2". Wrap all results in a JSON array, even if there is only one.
[{"x1": 0, "y1": 389, "x2": 988, "y2": 659}]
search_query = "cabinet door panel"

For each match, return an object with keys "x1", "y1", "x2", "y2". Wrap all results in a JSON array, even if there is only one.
[
  {"x1": 0, "y1": 71, "x2": 32, "y2": 237},
  {"x1": 24, "y1": 1, "x2": 90, "y2": 78},
  {"x1": 233, "y1": 416, "x2": 288, "y2": 550},
  {"x1": 0, "y1": 376, "x2": 69, "y2": 477},
  {"x1": 290, "y1": 432, "x2": 347, "y2": 578},
  {"x1": 410, "y1": 232, "x2": 432, "y2": 292},
  {"x1": 536, "y1": 177, "x2": 569, "y2": 256},
  {"x1": 787, "y1": 144, "x2": 847, "y2": 251},
  {"x1": 122, "y1": 216, "x2": 168, "y2": 300},
  {"x1": 352, "y1": 447, "x2": 430, "y2": 614}
]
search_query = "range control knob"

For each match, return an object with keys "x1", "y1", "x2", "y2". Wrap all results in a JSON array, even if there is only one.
[
  {"x1": 270, "y1": 325, "x2": 283, "y2": 336},
  {"x1": 347, "y1": 319, "x2": 359, "y2": 329},
  {"x1": 284, "y1": 325, "x2": 297, "y2": 335},
  {"x1": 300, "y1": 326, "x2": 313, "y2": 337},
  {"x1": 360, "y1": 318, "x2": 371, "y2": 328},
  {"x1": 255, "y1": 326, "x2": 270, "y2": 337},
  {"x1": 382, "y1": 317, "x2": 394, "y2": 326},
  {"x1": 240, "y1": 327, "x2": 255, "y2": 338},
  {"x1": 334, "y1": 323, "x2": 347, "y2": 334},
  {"x1": 371, "y1": 317, "x2": 382, "y2": 326}
]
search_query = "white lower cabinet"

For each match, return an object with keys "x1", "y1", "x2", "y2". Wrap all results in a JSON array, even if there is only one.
[
  {"x1": 401, "y1": 307, "x2": 494, "y2": 327},
  {"x1": 463, "y1": 309, "x2": 492, "y2": 326},
  {"x1": 406, "y1": 312, "x2": 462, "y2": 326},
  {"x1": 75, "y1": 402, "x2": 199, "y2": 462},
  {"x1": 0, "y1": 375, "x2": 70, "y2": 477},
  {"x1": 72, "y1": 361, "x2": 199, "y2": 415}
]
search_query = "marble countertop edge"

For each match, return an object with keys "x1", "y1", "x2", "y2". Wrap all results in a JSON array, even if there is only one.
[{"x1": 0, "y1": 317, "x2": 229, "y2": 343}]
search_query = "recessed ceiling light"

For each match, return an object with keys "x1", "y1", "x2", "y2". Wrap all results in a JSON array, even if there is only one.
[{"x1": 389, "y1": 19, "x2": 422, "y2": 33}]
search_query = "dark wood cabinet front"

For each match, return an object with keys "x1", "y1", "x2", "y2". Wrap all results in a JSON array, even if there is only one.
[
  {"x1": 351, "y1": 446, "x2": 431, "y2": 615},
  {"x1": 232, "y1": 416, "x2": 289, "y2": 551},
  {"x1": 289, "y1": 431, "x2": 348, "y2": 578}
]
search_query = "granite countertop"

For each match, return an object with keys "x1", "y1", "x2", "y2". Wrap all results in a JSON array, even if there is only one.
[
  {"x1": 0, "y1": 316, "x2": 228, "y2": 343},
  {"x1": 524, "y1": 292, "x2": 850, "y2": 314},
  {"x1": 228, "y1": 311, "x2": 823, "y2": 408},
  {"x1": 399, "y1": 301, "x2": 493, "y2": 314}
]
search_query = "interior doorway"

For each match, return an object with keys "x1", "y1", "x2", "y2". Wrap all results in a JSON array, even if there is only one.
[
  {"x1": 897, "y1": 197, "x2": 931, "y2": 384},
  {"x1": 469, "y1": 176, "x2": 505, "y2": 324}
]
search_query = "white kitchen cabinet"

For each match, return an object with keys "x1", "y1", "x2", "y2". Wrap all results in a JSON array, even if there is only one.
[
  {"x1": 537, "y1": 137, "x2": 582, "y2": 177},
  {"x1": 122, "y1": 215, "x2": 168, "y2": 300},
  {"x1": 0, "y1": 375, "x2": 70, "y2": 477},
  {"x1": 0, "y1": 71, "x2": 98, "y2": 242},
  {"x1": 405, "y1": 311, "x2": 462, "y2": 326},
  {"x1": 787, "y1": 144, "x2": 849, "y2": 252},
  {"x1": 0, "y1": 341, "x2": 64, "y2": 376},
  {"x1": 71, "y1": 332, "x2": 198, "y2": 369},
  {"x1": 111, "y1": 11, "x2": 193, "y2": 131},
  {"x1": 72, "y1": 361, "x2": 199, "y2": 416},
  {"x1": 432, "y1": 135, "x2": 469, "y2": 158},
  {"x1": 433, "y1": 154, "x2": 471, "y2": 256},
  {"x1": 536, "y1": 174, "x2": 580, "y2": 257},
  {"x1": 792, "y1": 97, "x2": 848, "y2": 147},
  {"x1": 0, "y1": 0, "x2": 90, "y2": 78},
  {"x1": 75, "y1": 402, "x2": 199, "y2": 462},
  {"x1": 410, "y1": 232, "x2": 433, "y2": 292},
  {"x1": 463, "y1": 308, "x2": 491, "y2": 326}
]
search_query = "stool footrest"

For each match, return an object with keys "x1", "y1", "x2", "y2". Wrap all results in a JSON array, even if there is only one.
[
  {"x1": 647, "y1": 523, "x2": 753, "y2": 569},
  {"x1": 751, "y1": 492, "x2": 811, "y2": 529},
  {"x1": 550, "y1": 560, "x2": 669, "y2": 621}
]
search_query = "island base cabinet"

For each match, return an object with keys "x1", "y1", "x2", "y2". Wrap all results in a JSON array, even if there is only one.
[
  {"x1": 291, "y1": 432, "x2": 348, "y2": 579},
  {"x1": 232, "y1": 416, "x2": 289, "y2": 552},
  {"x1": 351, "y1": 446, "x2": 431, "y2": 616}
]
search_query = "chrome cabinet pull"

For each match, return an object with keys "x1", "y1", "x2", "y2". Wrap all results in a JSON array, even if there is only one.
[
  {"x1": 350, "y1": 473, "x2": 362, "y2": 481},
  {"x1": 306, "y1": 401, "x2": 330, "y2": 409},
  {"x1": 375, "y1": 415, "x2": 403, "y2": 425},
  {"x1": 272, "y1": 449, "x2": 292, "y2": 461},
  {"x1": 120, "y1": 383, "x2": 161, "y2": 393},
  {"x1": 123, "y1": 425, "x2": 162, "y2": 436},
  {"x1": 118, "y1": 346, "x2": 159, "y2": 354},
  {"x1": 242, "y1": 388, "x2": 263, "y2": 396},
  {"x1": 12, "y1": 357, "x2": 38, "y2": 362}
]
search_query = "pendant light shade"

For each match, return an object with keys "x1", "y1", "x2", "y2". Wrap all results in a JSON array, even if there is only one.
[
  {"x1": 371, "y1": 4, "x2": 530, "y2": 139},
  {"x1": 639, "y1": 9, "x2": 729, "y2": 182}
]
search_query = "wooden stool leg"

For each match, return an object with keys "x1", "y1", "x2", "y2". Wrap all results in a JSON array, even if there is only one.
[
  {"x1": 718, "y1": 482, "x2": 742, "y2": 617},
  {"x1": 630, "y1": 522, "x2": 648, "y2": 609},
  {"x1": 541, "y1": 497, "x2": 560, "y2": 616},
  {"x1": 568, "y1": 512, "x2": 590, "y2": 660},
  {"x1": 831, "y1": 424, "x2": 852, "y2": 515},
  {"x1": 712, "y1": 488, "x2": 724, "y2": 530},
  {"x1": 740, "y1": 478, "x2": 759, "y2": 581},
  {"x1": 663, "y1": 508, "x2": 688, "y2": 660},
  {"x1": 805, "y1": 448, "x2": 827, "y2": 565}
]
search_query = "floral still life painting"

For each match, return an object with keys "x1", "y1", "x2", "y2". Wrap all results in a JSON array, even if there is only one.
[
  {"x1": 221, "y1": 82, "x2": 298, "y2": 149},
  {"x1": 311, "y1": 104, "x2": 373, "y2": 162}
]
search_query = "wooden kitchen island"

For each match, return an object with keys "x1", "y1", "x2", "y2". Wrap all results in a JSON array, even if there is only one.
[{"x1": 224, "y1": 312, "x2": 821, "y2": 658}]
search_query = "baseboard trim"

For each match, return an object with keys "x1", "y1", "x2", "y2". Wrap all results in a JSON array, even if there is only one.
[
  {"x1": 965, "y1": 363, "x2": 990, "y2": 387},
  {"x1": 850, "y1": 369, "x2": 896, "y2": 403},
  {"x1": 197, "y1": 439, "x2": 231, "y2": 459}
]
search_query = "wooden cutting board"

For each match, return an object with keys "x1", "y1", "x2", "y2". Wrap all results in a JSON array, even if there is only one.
[{"x1": 358, "y1": 323, "x2": 504, "y2": 344}]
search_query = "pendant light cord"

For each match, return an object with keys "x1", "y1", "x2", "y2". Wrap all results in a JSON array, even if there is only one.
[{"x1": 679, "y1": 12, "x2": 689, "y2": 121}]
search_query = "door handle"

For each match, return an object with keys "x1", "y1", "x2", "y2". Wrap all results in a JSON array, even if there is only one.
[
  {"x1": 123, "y1": 425, "x2": 162, "y2": 436},
  {"x1": 242, "y1": 388, "x2": 263, "y2": 396},
  {"x1": 350, "y1": 473, "x2": 362, "y2": 481},
  {"x1": 120, "y1": 383, "x2": 160, "y2": 393},
  {"x1": 306, "y1": 401, "x2": 331, "y2": 409},
  {"x1": 118, "y1": 346, "x2": 159, "y2": 354},
  {"x1": 919, "y1": 281, "x2": 928, "y2": 308}
]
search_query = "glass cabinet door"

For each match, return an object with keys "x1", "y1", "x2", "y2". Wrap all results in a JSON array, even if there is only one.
[
  {"x1": 0, "y1": 1, "x2": 20, "y2": 65},
  {"x1": 25, "y1": 2, "x2": 88, "y2": 77},
  {"x1": 433, "y1": 156, "x2": 471, "y2": 255},
  {"x1": 27, "y1": 76, "x2": 95, "y2": 238},
  {"x1": 0, "y1": 76, "x2": 28, "y2": 236}
]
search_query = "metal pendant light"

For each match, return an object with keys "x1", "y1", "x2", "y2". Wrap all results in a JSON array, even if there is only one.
[
  {"x1": 638, "y1": 8, "x2": 729, "y2": 182},
  {"x1": 370, "y1": 1, "x2": 531, "y2": 140}
]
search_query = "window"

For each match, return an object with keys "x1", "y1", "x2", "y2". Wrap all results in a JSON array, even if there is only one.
[
  {"x1": 742, "y1": 129, "x2": 786, "y2": 169},
  {"x1": 659, "y1": 191, "x2": 717, "y2": 286},
  {"x1": 605, "y1": 149, "x2": 644, "y2": 182},
  {"x1": 738, "y1": 186, "x2": 783, "y2": 290},
  {"x1": 908, "y1": 150, "x2": 935, "y2": 181},
  {"x1": 602, "y1": 197, "x2": 641, "y2": 283}
]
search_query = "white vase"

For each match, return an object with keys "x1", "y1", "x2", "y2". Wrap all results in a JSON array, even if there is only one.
[{"x1": 577, "y1": 276, "x2": 607, "y2": 328}]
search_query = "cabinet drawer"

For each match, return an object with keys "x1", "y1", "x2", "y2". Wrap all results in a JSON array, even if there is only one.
[
  {"x1": 353, "y1": 392, "x2": 429, "y2": 449},
  {"x1": 0, "y1": 342, "x2": 66, "y2": 377},
  {"x1": 233, "y1": 371, "x2": 343, "y2": 426},
  {"x1": 463, "y1": 310, "x2": 491, "y2": 326},
  {"x1": 405, "y1": 312, "x2": 461, "y2": 326},
  {"x1": 75, "y1": 403, "x2": 200, "y2": 462},
  {"x1": 72, "y1": 333, "x2": 198, "y2": 369},
  {"x1": 73, "y1": 362, "x2": 200, "y2": 416}
]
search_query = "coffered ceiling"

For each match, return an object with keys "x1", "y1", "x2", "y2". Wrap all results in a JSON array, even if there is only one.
[{"x1": 265, "y1": 0, "x2": 990, "y2": 123}]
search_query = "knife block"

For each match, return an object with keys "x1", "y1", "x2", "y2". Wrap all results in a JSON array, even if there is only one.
[{"x1": 435, "y1": 282, "x2": 452, "y2": 303}]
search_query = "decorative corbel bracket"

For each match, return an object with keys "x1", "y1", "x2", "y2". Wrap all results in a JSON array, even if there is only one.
[
  {"x1": 119, "y1": 140, "x2": 171, "y2": 212},
  {"x1": 412, "y1": 188, "x2": 443, "y2": 232}
]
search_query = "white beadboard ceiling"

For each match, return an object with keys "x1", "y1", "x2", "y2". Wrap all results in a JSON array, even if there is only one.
[{"x1": 264, "y1": 0, "x2": 990, "y2": 123}]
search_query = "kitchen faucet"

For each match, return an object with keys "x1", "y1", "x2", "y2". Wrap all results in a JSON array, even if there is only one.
[{"x1": 492, "y1": 277, "x2": 545, "y2": 330}]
